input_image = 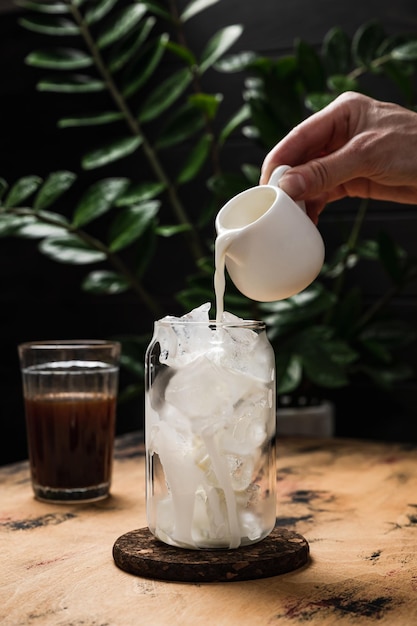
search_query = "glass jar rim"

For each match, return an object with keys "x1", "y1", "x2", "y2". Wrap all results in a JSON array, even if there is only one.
[
  {"x1": 155, "y1": 319, "x2": 265, "y2": 329},
  {"x1": 18, "y1": 340, "x2": 121, "y2": 369},
  {"x1": 18, "y1": 339, "x2": 121, "y2": 351}
]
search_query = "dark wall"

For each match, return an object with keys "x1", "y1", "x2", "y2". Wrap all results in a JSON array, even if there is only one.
[{"x1": 1, "y1": 0, "x2": 417, "y2": 464}]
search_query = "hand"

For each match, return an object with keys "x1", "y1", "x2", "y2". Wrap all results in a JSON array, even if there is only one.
[{"x1": 260, "y1": 92, "x2": 417, "y2": 223}]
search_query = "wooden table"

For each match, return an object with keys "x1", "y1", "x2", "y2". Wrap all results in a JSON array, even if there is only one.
[{"x1": 1, "y1": 433, "x2": 417, "y2": 625}]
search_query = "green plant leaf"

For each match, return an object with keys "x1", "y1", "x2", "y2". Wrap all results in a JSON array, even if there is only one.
[
  {"x1": 276, "y1": 353, "x2": 303, "y2": 395},
  {"x1": 360, "y1": 337, "x2": 391, "y2": 363},
  {"x1": 219, "y1": 104, "x2": 251, "y2": 144},
  {"x1": 241, "y1": 163, "x2": 260, "y2": 186},
  {"x1": 295, "y1": 38, "x2": 326, "y2": 92},
  {"x1": 16, "y1": 1, "x2": 69, "y2": 13},
  {"x1": 360, "y1": 319, "x2": 417, "y2": 350},
  {"x1": 34, "y1": 171, "x2": 77, "y2": 210},
  {"x1": 322, "y1": 26, "x2": 352, "y2": 75},
  {"x1": 391, "y1": 41, "x2": 417, "y2": 61},
  {"x1": 138, "y1": 67, "x2": 192, "y2": 123},
  {"x1": 176, "y1": 284, "x2": 217, "y2": 312},
  {"x1": 199, "y1": 24, "x2": 243, "y2": 73},
  {"x1": 39, "y1": 235, "x2": 106, "y2": 264},
  {"x1": 322, "y1": 244, "x2": 357, "y2": 279},
  {"x1": 122, "y1": 33, "x2": 168, "y2": 99},
  {"x1": 156, "y1": 102, "x2": 206, "y2": 149},
  {"x1": 165, "y1": 40, "x2": 197, "y2": 66},
  {"x1": 360, "y1": 362, "x2": 414, "y2": 388},
  {"x1": 326, "y1": 74, "x2": 359, "y2": 94},
  {"x1": 215, "y1": 51, "x2": 256, "y2": 72},
  {"x1": 19, "y1": 15, "x2": 79, "y2": 36},
  {"x1": 155, "y1": 224, "x2": 192, "y2": 237},
  {"x1": 176, "y1": 134, "x2": 212, "y2": 184},
  {"x1": 4, "y1": 175, "x2": 43, "y2": 208},
  {"x1": 355, "y1": 239, "x2": 379, "y2": 260},
  {"x1": 0, "y1": 213, "x2": 32, "y2": 236},
  {"x1": 180, "y1": 0, "x2": 219, "y2": 22},
  {"x1": 38, "y1": 75, "x2": 106, "y2": 93},
  {"x1": 330, "y1": 287, "x2": 362, "y2": 338},
  {"x1": 131, "y1": 221, "x2": 157, "y2": 278},
  {"x1": 140, "y1": 1, "x2": 171, "y2": 20},
  {"x1": 207, "y1": 171, "x2": 249, "y2": 201},
  {"x1": 115, "y1": 182, "x2": 165, "y2": 206},
  {"x1": 244, "y1": 55, "x2": 303, "y2": 145},
  {"x1": 260, "y1": 285, "x2": 336, "y2": 338},
  {"x1": 382, "y1": 61, "x2": 415, "y2": 103},
  {"x1": 0, "y1": 178, "x2": 8, "y2": 201},
  {"x1": 72, "y1": 178, "x2": 130, "y2": 227},
  {"x1": 15, "y1": 211, "x2": 70, "y2": 238},
  {"x1": 108, "y1": 16, "x2": 156, "y2": 73},
  {"x1": 85, "y1": 0, "x2": 119, "y2": 24},
  {"x1": 189, "y1": 92, "x2": 222, "y2": 119},
  {"x1": 82, "y1": 270, "x2": 130, "y2": 294},
  {"x1": 25, "y1": 48, "x2": 93, "y2": 70},
  {"x1": 305, "y1": 92, "x2": 336, "y2": 113},
  {"x1": 58, "y1": 111, "x2": 123, "y2": 128},
  {"x1": 108, "y1": 202, "x2": 159, "y2": 252},
  {"x1": 82, "y1": 137, "x2": 143, "y2": 170},
  {"x1": 352, "y1": 21, "x2": 386, "y2": 69},
  {"x1": 97, "y1": 3, "x2": 147, "y2": 49},
  {"x1": 296, "y1": 328, "x2": 356, "y2": 388}
]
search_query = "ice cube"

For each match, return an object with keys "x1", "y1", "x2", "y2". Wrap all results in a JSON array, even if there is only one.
[
  {"x1": 240, "y1": 509, "x2": 264, "y2": 541},
  {"x1": 212, "y1": 312, "x2": 274, "y2": 383},
  {"x1": 226, "y1": 453, "x2": 254, "y2": 491},
  {"x1": 164, "y1": 355, "x2": 251, "y2": 430},
  {"x1": 158, "y1": 303, "x2": 213, "y2": 367}
]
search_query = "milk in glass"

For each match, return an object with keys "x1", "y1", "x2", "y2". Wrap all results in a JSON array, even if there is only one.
[{"x1": 144, "y1": 238, "x2": 276, "y2": 549}]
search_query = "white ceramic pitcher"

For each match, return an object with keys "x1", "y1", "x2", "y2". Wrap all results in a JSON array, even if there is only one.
[{"x1": 215, "y1": 165, "x2": 325, "y2": 302}]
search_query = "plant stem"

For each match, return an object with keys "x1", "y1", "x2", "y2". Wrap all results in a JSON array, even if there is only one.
[
  {"x1": 322, "y1": 198, "x2": 370, "y2": 326},
  {"x1": 10, "y1": 207, "x2": 164, "y2": 317},
  {"x1": 169, "y1": 0, "x2": 222, "y2": 177},
  {"x1": 348, "y1": 53, "x2": 394, "y2": 81},
  {"x1": 68, "y1": 0, "x2": 205, "y2": 262}
]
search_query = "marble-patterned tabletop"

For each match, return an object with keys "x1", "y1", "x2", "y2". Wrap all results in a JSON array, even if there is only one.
[{"x1": 1, "y1": 432, "x2": 416, "y2": 625}]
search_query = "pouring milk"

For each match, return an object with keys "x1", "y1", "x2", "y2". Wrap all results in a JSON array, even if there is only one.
[{"x1": 214, "y1": 165, "x2": 325, "y2": 320}]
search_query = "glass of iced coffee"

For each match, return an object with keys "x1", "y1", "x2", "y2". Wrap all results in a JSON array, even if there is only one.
[{"x1": 18, "y1": 340, "x2": 120, "y2": 503}]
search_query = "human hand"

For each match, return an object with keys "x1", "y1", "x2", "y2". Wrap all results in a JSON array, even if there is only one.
[{"x1": 260, "y1": 92, "x2": 417, "y2": 223}]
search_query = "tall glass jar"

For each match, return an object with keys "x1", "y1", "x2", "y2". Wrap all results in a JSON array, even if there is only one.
[{"x1": 145, "y1": 318, "x2": 276, "y2": 550}]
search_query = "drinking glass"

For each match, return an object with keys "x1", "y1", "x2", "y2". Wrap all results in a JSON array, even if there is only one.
[
  {"x1": 18, "y1": 340, "x2": 120, "y2": 503},
  {"x1": 145, "y1": 319, "x2": 276, "y2": 549}
]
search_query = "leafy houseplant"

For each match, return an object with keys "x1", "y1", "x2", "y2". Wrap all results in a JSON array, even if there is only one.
[
  {"x1": 1, "y1": 1, "x2": 417, "y2": 422},
  {"x1": 239, "y1": 21, "x2": 417, "y2": 406}
]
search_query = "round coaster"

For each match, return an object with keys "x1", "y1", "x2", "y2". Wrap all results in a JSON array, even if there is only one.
[{"x1": 112, "y1": 527, "x2": 309, "y2": 583}]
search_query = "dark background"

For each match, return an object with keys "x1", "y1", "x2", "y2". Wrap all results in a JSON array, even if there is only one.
[{"x1": 1, "y1": 0, "x2": 417, "y2": 465}]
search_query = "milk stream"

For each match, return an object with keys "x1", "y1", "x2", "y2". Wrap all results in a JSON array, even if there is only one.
[
  {"x1": 212, "y1": 231, "x2": 242, "y2": 548},
  {"x1": 214, "y1": 231, "x2": 229, "y2": 322}
]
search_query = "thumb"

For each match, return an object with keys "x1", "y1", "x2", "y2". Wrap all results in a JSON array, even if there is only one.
[
  {"x1": 278, "y1": 155, "x2": 353, "y2": 200},
  {"x1": 277, "y1": 169, "x2": 308, "y2": 199}
]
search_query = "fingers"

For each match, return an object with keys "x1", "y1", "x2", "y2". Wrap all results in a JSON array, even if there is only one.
[
  {"x1": 260, "y1": 92, "x2": 361, "y2": 185},
  {"x1": 277, "y1": 145, "x2": 367, "y2": 201},
  {"x1": 260, "y1": 92, "x2": 417, "y2": 211}
]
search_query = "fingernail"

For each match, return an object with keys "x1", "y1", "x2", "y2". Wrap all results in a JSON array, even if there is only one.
[{"x1": 279, "y1": 172, "x2": 306, "y2": 198}]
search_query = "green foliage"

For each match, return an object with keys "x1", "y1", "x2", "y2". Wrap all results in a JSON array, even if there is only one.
[{"x1": 1, "y1": 2, "x2": 417, "y2": 405}]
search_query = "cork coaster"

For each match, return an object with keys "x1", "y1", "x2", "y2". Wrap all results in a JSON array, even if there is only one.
[{"x1": 112, "y1": 527, "x2": 309, "y2": 583}]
